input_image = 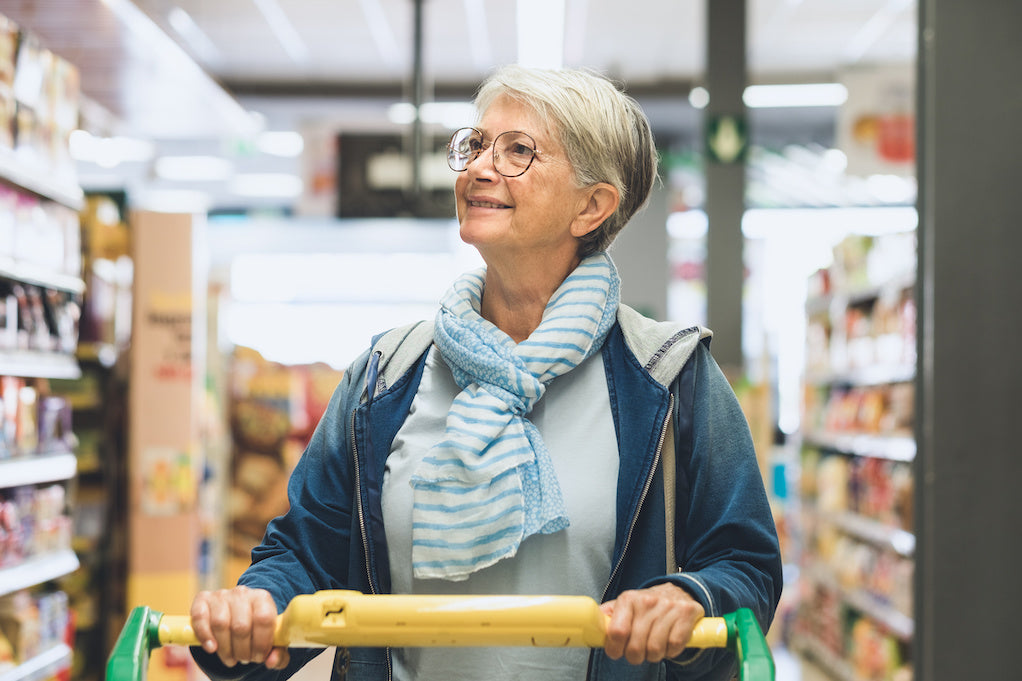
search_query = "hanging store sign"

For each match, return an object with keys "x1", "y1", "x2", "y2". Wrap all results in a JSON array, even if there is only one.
[{"x1": 706, "y1": 114, "x2": 749, "y2": 164}]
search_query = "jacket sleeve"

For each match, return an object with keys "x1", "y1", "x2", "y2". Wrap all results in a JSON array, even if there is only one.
[
  {"x1": 190, "y1": 349, "x2": 371, "y2": 681},
  {"x1": 660, "y1": 341, "x2": 783, "y2": 680}
]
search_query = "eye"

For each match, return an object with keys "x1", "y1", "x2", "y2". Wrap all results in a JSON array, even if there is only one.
[
  {"x1": 506, "y1": 142, "x2": 533, "y2": 159},
  {"x1": 498, "y1": 133, "x2": 537, "y2": 167}
]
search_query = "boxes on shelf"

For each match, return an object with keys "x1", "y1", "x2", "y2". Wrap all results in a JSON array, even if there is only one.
[
  {"x1": 0, "y1": 484, "x2": 72, "y2": 567},
  {"x1": 8, "y1": 20, "x2": 79, "y2": 185},
  {"x1": 0, "y1": 589, "x2": 69, "y2": 666},
  {"x1": 0, "y1": 278, "x2": 81, "y2": 354},
  {"x1": 0, "y1": 379, "x2": 73, "y2": 460}
]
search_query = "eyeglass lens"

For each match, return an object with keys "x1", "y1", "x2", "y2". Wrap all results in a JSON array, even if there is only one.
[{"x1": 447, "y1": 128, "x2": 537, "y2": 177}]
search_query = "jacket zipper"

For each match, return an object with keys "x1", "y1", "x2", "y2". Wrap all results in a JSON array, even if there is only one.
[
  {"x1": 588, "y1": 393, "x2": 675, "y2": 679},
  {"x1": 350, "y1": 407, "x2": 374, "y2": 595},
  {"x1": 350, "y1": 351, "x2": 394, "y2": 680}
]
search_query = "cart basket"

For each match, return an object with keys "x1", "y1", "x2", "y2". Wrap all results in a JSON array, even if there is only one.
[{"x1": 106, "y1": 590, "x2": 773, "y2": 681}]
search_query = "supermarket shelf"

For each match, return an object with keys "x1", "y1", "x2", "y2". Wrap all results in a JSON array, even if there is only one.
[
  {"x1": 0, "y1": 258, "x2": 86, "y2": 295},
  {"x1": 0, "y1": 643, "x2": 72, "y2": 681},
  {"x1": 0, "y1": 551, "x2": 80, "y2": 598},
  {"x1": 808, "y1": 564, "x2": 914, "y2": 640},
  {"x1": 821, "y1": 510, "x2": 915, "y2": 557},
  {"x1": 0, "y1": 351, "x2": 82, "y2": 380},
  {"x1": 0, "y1": 149, "x2": 84, "y2": 210},
  {"x1": 0, "y1": 453, "x2": 77, "y2": 490},
  {"x1": 804, "y1": 431, "x2": 915, "y2": 462},
  {"x1": 805, "y1": 273, "x2": 916, "y2": 318},
  {"x1": 791, "y1": 634, "x2": 863, "y2": 681},
  {"x1": 805, "y1": 363, "x2": 915, "y2": 387},
  {"x1": 844, "y1": 272, "x2": 916, "y2": 306}
]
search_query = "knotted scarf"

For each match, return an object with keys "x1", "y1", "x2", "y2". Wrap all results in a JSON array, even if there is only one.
[{"x1": 410, "y1": 252, "x2": 620, "y2": 581}]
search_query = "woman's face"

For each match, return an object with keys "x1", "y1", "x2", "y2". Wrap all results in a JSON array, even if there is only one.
[{"x1": 455, "y1": 96, "x2": 591, "y2": 266}]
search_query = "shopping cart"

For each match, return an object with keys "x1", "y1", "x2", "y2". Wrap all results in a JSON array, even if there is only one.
[{"x1": 106, "y1": 590, "x2": 773, "y2": 681}]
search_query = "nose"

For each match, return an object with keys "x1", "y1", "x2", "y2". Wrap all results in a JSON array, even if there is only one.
[{"x1": 465, "y1": 144, "x2": 499, "y2": 178}]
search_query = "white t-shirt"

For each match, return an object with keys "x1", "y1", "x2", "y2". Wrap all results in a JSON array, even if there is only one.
[{"x1": 382, "y1": 345, "x2": 619, "y2": 681}]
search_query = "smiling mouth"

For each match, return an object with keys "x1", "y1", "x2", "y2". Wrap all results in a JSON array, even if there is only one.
[{"x1": 468, "y1": 200, "x2": 509, "y2": 209}]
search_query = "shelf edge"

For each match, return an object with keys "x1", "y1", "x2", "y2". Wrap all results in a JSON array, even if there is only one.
[
  {"x1": 0, "y1": 453, "x2": 77, "y2": 489},
  {"x1": 0, "y1": 643, "x2": 72, "y2": 681},
  {"x1": 0, "y1": 551, "x2": 80, "y2": 597}
]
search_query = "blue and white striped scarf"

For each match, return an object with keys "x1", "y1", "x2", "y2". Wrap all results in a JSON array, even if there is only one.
[{"x1": 410, "y1": 252, "x2": 621, "y2": 581}]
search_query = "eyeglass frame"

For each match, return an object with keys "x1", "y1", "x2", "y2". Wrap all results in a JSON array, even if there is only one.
[{"x1": 446, "y1": 127, "x2": 547, "y2": 178}]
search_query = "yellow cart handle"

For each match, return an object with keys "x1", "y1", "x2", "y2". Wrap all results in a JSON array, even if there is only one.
[
  {"x1": 157, "y1": 590, "x2": 730, "y2": 649},
  {"x1": 108, "y1": 590, "x2": 771, "y2": 681}
]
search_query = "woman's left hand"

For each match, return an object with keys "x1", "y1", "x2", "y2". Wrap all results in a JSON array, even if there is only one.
[{"x1": 600, "y1": 582, "x2": 706, "y2": 665}]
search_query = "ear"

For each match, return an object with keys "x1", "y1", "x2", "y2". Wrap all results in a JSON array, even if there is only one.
[{"x1": 570, "y1": 183, "x2": 620, "y2": 238}]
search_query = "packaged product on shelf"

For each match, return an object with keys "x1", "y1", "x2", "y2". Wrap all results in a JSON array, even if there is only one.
[
  {"x1": 0, "y1": 487, "x2": 32, "y2": 566},
  {"x1": 0, "y1": 283, "x2": 13, "y2": 352},
  {"x1": 14, "y1": 381, "x2": 36, "y2": 455},
  {"x1": 816, "y1": 454, "x2": 850, "y2": 512},
  {"x1": 24, "y1": 285, "x2": 53, "y2": 351},
  {"x1": 14, "y1": 193, "x2": 70, "y2": 274},
  {"x1": 0, "y1": 376, "x2": 21, "y2": 453},
  {"x1": 0, "y1": 627, "x2": 12, "y2": 671},
  {"x1": 11, "y1": 32, "x2": 46, "y2": 169},
  {"x1": 0, "y1": 484, "x2": 71, "y2": 565},
  {"x1": 0, "y1": 14, "x2": 17, "y2": 91},
  {"x1": 46, "y1": 54, "x2": 78, "y2": 183},
  {"x1": 848, "y1": 614, "x2": 909, "y2": 681},
  {"x1": 0, "y1": 590, "x2": 39, "y2": 664},
  {"x1": 0, "y1": 90, "x2": 13, "y2": 151},
  {"x1": 0, "y1": 589, "x2": 69, "y2": 665},
  {"x1": 58, "y1": 203, "x2": 81, "y2": 278},
  {"x1": 12, "y1": 100, "x2": 40, "y2": 167},
  {"x1": 0, "y1": 494, "x2": 18, "y2": 564},
  {"x1": 35, "y1": 202, "x2": 70, "y2": 274},
  {"x1": 36, "y1": 396, "x2": 72, "y2": 455},
  {"x1": 0, "y1": 187, "x2": 15, "y2": 257},
  {"x1": 0, "y1": 13, "x2": 11, "y2": 150},
  {"x1": 31, "y1": 484, "x2": 69, "y2": 555}
]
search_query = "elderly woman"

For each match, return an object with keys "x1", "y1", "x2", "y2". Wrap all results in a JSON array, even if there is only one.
[{"x1": 190, "y1": 65, "x2": 782, "y2": 681}]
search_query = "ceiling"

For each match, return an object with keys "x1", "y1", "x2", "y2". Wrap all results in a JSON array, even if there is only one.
[
  {"x1": 0, "y1": 0, "x2": 916, "y2": 211},
  {"x1": 0, "y1": 0, "x2": 915, "y2": 138}
]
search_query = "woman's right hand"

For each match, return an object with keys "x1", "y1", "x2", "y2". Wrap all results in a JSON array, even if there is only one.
[{"x1": 190, "y1": 585, "x2": 290, "y2": 669}]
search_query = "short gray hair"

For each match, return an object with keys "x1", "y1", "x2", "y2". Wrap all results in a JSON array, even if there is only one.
[{"x1": 474, "y1": 65, "x2": 659, "y2": 258}]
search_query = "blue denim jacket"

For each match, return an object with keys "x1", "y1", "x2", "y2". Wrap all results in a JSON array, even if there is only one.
[{"x1": 193, "y1": 309, "x2": 782, "y2": 681}]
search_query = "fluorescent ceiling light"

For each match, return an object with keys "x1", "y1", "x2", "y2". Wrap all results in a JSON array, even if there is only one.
[
  {"x1": 387, "y1": 102, "x2": 476, "y2": 129},
  {"x1": 358, "y1": 0, "x2": 402, "y2": 69},
  {"x1": 134, "y1": 188, "x2": 211, "y2": 214},
  {"x1": 230, "y1": 173, "x2": 304, "y2": 198},
  {"x1": 667, "y1": 210, "x2": 708, "y2": 240},
  {"x1": 252, "y1": 0, "x2": 310, "y2": 64},
  {"x1": 517, "y1": 0, "x2": 565, "y2": 68},
  {"x1": 69, "y1": 130, "x2": 155, "y2": 167},
  {"x1": 154, "y1": 155, "x2": 234, "y2": 182},
  {"x1": 256, "y1": 131, "x2": 304, "y2": 157},
  {"x1": 688, "y1": 87, "x2": 710, "y2": 110},
  {"x1": 743, "y1": 83, "x2": 848, "y2": 108},
  {"x1": 742, "y1": 206, "x2": 917, "y2": 239},
  {"x1": 167, "y1": 7, "x2": 221, "y2": 64}
]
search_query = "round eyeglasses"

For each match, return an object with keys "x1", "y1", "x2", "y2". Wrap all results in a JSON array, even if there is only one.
[{"x1": 447, "y1": 127, "x2": 540, "y2": 177}]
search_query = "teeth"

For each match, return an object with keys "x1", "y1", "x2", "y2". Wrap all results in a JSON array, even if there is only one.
[{"x1": 469, "y1": 200, "x2": 506, "y2": 209}]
